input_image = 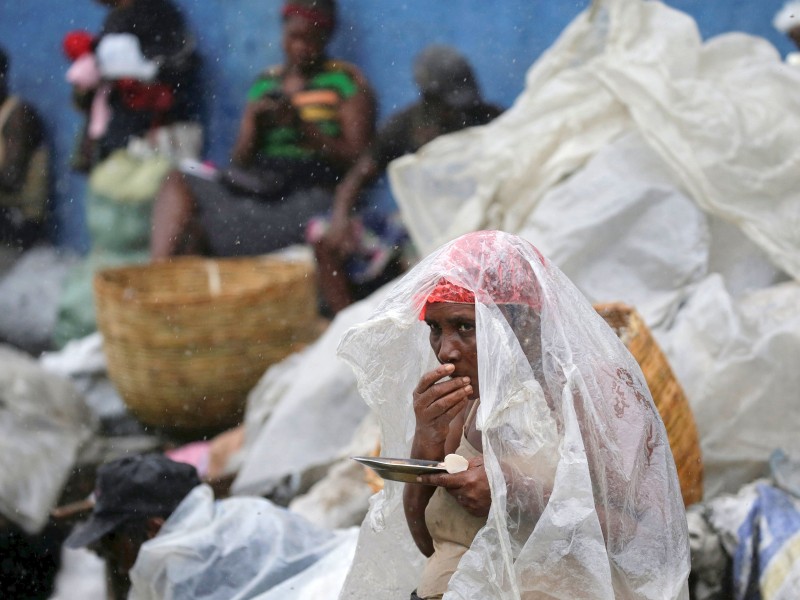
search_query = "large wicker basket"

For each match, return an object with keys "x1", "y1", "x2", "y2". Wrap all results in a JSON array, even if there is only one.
[
  {"x1": 594, "y1": 302, "x2": 703, "y2": 506},
  {"x1": 94, "y1": 256, "x2": 317, "y2": 433},
  {"x1": 365, "y1": 303, "x2": 704, "y2": 507}
]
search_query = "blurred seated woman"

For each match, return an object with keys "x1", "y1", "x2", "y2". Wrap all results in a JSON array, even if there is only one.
[
  {"x1": 338, "y1": 230, "x2": 690, "y2": 599},
  {"x1": 150, "y1": 0, "x2": 375, "y2": 259}
]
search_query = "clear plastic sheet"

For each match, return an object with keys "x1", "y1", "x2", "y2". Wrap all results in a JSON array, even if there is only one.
[
  {"x1": 337, "y1": 231, "x2": 690, "y2": 599},
  {"x1": 128, "y1": 485, "x2": 353, "y2": 600}
]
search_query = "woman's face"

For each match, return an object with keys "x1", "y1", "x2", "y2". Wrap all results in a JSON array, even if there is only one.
[
  {"x1": 282, "y1": 16, "x2": 329, "y2": 71},
  {"x1": 425, "y1": 302, "x2": 479, "y2": 400}
]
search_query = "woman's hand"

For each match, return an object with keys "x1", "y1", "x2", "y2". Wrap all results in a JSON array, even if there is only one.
[
  {"x1": 412, "y1": 363, "x2": 472, "y2": 451},
  {"x1": 232, "y1": 95, "x2": 297, "y2": 166},
  {"x1": 418, "y1": 456, "x2": 491, "y2": 517},
  {"x1": 243, "y1": 95, "x2": 296, "y2": 127},
  {"x1": 405, "y1": 363, "x2": 471, "y2": 557}
]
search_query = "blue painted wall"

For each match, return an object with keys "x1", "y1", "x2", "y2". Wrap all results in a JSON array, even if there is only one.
[{"x1": 0, "y1": 0, "x2": 793, "y2": 251}]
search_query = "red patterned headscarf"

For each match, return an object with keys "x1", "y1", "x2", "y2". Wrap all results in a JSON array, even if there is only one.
[
  {"x1": 282, "y1": 1, "x2": 336, "y2": 33},
  {"x1": 419, "y1": 230, "x2": 544, "y2": 319}
]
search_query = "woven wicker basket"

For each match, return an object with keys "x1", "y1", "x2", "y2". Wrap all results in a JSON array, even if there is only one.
[
  {"x1": 594, "y1": 302, "x2": 703, "y2": 506},
  {"x1": 94, "y1": 256, "x2": 317, "y2": 432},
  {"x1": 365, "y1": 303, "x2": 703, "y2": 507}
]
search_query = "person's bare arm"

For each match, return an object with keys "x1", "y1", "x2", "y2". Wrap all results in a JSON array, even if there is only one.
[
  {"x1": 230, "y1": 96, "x2": 288, "y2": 167},
  {"x1": 323, "y1": 152, "x2": 379, "y2": 256},
  {"x1": 403, "y1": 363, "x2": 472, "y2": 556}
]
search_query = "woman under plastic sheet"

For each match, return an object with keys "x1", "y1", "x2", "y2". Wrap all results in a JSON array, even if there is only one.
[{"x1": 337, "y1": 230, "x2": 690, "y2": 599}]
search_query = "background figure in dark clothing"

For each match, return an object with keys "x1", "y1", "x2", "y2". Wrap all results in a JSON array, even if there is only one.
[
  {"x1": 93, "y1": 0, "x2": 200, "y2": 158},
  {"x1": 309, "y1": 44, "x2": 503, "y2": 315},
  {"x1": 70, "y1": 0, "x2": 201, "y2": 170},
  {"x1": 0, "y1": 46, "x2": 48, "y2": 252}
]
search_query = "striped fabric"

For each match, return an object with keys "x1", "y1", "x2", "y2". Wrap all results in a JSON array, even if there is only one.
[{"x1": 246, "y1": 60, "x2": 360, "y2": 158}]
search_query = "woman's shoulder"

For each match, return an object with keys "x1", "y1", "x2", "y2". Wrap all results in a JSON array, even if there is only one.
[{"x1": 314, "y1": 59, "x2": 373, "y2": 99}]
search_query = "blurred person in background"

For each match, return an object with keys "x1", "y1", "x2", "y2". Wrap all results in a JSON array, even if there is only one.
[
  {"x1": 66, "y1": 0, "x2": 202, "y2": 171},
  {"x1": 308, "y1": 44, "x2": 502, "y2": 316},
  {"x1": 774, "y1": 1, "x2": 800, "y2": 65},
  {"x1": 149, "y1": 0, "x2": 376, "y2": 260},
  {"x1": 65, "y1": 453, "x2": 350, "y2": 599},
  {"x1": 0, "y1": 45, "x2": 48, "y2": 253}
]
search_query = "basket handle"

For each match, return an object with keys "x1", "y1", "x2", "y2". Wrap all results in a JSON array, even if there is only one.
[{"x1": 205, "y1": 260, "x2": 222, "y2": 297}]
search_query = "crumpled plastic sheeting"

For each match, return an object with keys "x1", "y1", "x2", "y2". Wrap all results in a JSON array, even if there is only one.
[
  {"x1": 0, "y1": 246, "x2": 79, "y2": 354},
  {"x1": 656, "y1": 277, "x2": 800, "y2": 499},
  {"x1": 517, "y1": 130, "x2": 784, "y2": 327},
  {"x1": 231, "y1": 284, "x2": 391, "y2": 497},
  {"x1": 39, "y1": 333, "x2": 128, "y2": 422},
  {"x1": 253, "y1": 526, "x2": 359, "y2": 600},
  {"x1": 518, "y1": 131, "x2": 709, "y2": 326},
  {"x1": 390, "y1": 0, "x2": 800, "y2": 282},
  {"x1": 288, "y1": 411, "x2": 380, "y2": 529},
  {"x1": 128, "y1": 484, "x2": 353, "y2": 600},
  {"x1": 337, "y1": 232, "x2": 689, "y2": 599},
  {"x1": 0, "y1": 345, "x2": 95, "y2": 533}
]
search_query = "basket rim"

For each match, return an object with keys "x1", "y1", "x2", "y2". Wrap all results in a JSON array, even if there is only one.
[{"x1": 94, "y1": 255, "x2": 314, "y2": 306}]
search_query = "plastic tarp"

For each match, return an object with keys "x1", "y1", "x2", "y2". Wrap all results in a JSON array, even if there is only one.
[
  {"x1": 128, "y1": 484, "x2": 355, "y2": 600},
  {"x1": 656, "y1": 277, "x2": 800, "y2": 499},
  {"x1": 389, "y1": 0, "x2": 800, "y2": 283},
  {"x1": 231, "y1": 285, "x2": 391, "y2": 497},
  {"x1": 253, "y1": 527, "x2": 359, "y2": 600},
  {"x1": 337, "y1": 231, "x2": 689, "y2": 599},
  {"x1": 0, "y1": 345, "x2": 95, "y2": 533},
  {"x1": 517, "y1": 130, "x2": 709, "y2": 326},
  {"x1": 384, "y1": 0, "x2": 797, "y2": 509},
  {"x1": 0, "y1": 246, "x2": 79, "y2": 354}
]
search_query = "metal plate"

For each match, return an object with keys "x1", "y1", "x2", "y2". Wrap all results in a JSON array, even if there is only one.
[{"x1": 352, "y1": 456, "x2": 447, "y2": 484}]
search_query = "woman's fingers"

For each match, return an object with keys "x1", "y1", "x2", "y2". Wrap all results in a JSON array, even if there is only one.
[
  {"x1": 438, "y1": 385, "x2": 472, "y2": 422},
  {"x1": 416, "y1": 460, "x2": 491, "y2": 517},
  {"x1": 414, "y1": 363, "x2": 455, "y2": 395},
  {"x1": 414, "y1": 373, "x2": 471, "y2": 411},
  {"x1": 423, "y1": 384, "x2": 471, "y2": 419},
  {"x1": 416, "y1": 471, "x2": 459, "y2": 488}
]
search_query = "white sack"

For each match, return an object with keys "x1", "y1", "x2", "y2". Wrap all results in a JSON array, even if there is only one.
[
  {"x1": 518, "y1": 131, "x2": 708, "y2": 326},
  {"x1": 0, "y1": 246, "x2": 79, "y2": 354},
  {"x1": 390, "y1": 0, "x2": 800, "y2": 281},
  {"x1": 288, "y1": 411, "x2": 380, "y2": 529},
  {"x1": 0, "y1": 346, "x2": 95, "y2": 533},
  {"x1": 656, "y1": 276, "x2": 800, "y2": 499},
  {"x1": 231, "y1": 285, "x2": 391, "y2": 497}
]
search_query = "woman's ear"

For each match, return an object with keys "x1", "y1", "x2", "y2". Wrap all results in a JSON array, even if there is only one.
[{"x1": 145, "y1": 516, "x2": 165, "y2": 540}]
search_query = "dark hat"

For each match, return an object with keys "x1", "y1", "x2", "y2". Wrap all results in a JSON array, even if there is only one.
[
  {"x1": 413, "y1": 45, "x2": 481, "y2": 109},
  {"x1": 64, "y1": 454, "x2": 200, "y2": 549}
]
